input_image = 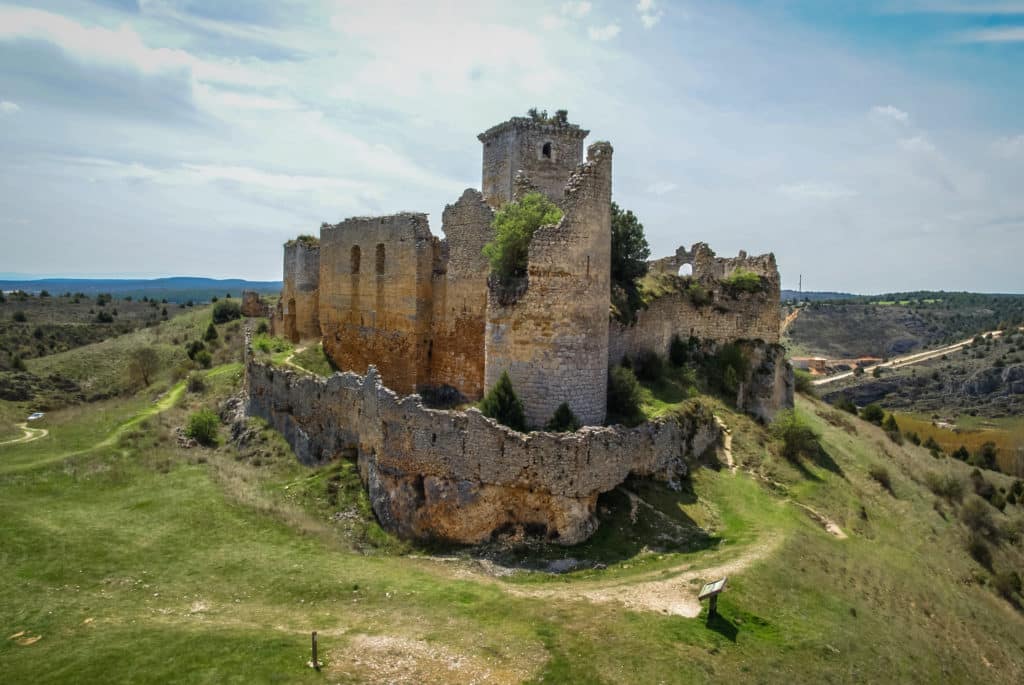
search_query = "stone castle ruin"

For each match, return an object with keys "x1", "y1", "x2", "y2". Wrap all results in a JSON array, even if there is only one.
[{"x1": 252, "y1": 113, "x2": 792, "y2": 545}]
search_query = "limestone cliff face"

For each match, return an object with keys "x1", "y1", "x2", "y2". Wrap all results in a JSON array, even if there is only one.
[
  {"x1": 734, "y1": 341, "x2": 795, "y2": 423},
  {"x1": 246, "y1": 361, "x2": 720, "y2": 545}
]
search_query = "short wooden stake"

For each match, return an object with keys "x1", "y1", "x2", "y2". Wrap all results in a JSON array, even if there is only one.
[
  {"x1": 709, "y1": 594, "x2": 718, "y2": 618},
  {"x1": 311, "y1": 631, "x2": 320, "y2": 670}
]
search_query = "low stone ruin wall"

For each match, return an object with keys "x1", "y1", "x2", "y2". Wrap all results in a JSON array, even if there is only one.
[{"x1": 246, "y1": 360, "x2": 721, "y2": 545}]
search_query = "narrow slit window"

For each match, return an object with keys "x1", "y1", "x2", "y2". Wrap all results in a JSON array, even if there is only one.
[
  {"x1": 350, "y1": 245, "x2": 361, "y2": 274},
  {"x1": 376, "y1": 243, "x2": 386, "y2": 274},
  {"x1": 542, "y1": 142, "x2": 552, "y2": 159}
]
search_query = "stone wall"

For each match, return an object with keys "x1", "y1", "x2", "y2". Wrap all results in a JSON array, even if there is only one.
[
  {"x1": 427, "y1": 189, "x2": 494, "y2": 399},
  {"x1": 240, "y1": 290, "x2": 268, "y2": 318},
  {"x1": 318, "y1": 214, "x2": 437, "y2": 396},
  {"x1": 478, "y1": 117, "x2": 588, "y2": 208},
  {"x1": 484, "y1": 142, "x2": 613, "y2": 428},
  {"x1": 279, "y1": 240, "x2": 320, "y2": 342},
  {"x1": 246, "y1": 360, "x2": 721, "y2": 545}
]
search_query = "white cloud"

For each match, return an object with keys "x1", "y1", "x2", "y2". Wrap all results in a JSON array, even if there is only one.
[
  {"x1": 870, "y1": 105, "x2": 909, "y2": 123},
  {"x1": 994, "y1": 134, "x2": 1024, "y2": 158},
  {"x1": 561, "y1": 2, "x2": 593, "y2": 19},
  {"x1": 646, "y1": 181, "x2": 677, "y2": 195},
  {"x1": 956, "y1": 26, "x2": 1024, "y2": 43},
  {"x1": 900, "y1": 135, "x2": 937, "y2": 153},
  {"x1": 588, "y1": 23, "x2": 621, "y2": 41},
  {"x1": 540, "y1": 14, "x2": 565, "y2": 30},
  {"x1": 777, "y1": 181, "x2": 857, "y2": 200},
  {"x1": 637, "y1": 0, "x2": 664, "y2": 29},
  {"x1": 887, "y1": 1, "x2": 1024, "y2": 15},
  {"x1": 0, "y1": 100, "x2": 20, "y2": 114}
]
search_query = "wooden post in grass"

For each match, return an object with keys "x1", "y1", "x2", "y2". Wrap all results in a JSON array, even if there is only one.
[
  {"x1": 698, "y1": 577, "x2": 727, "y2": 619},
  {"x1": 311, "y1": 631, "x2": 320, "y2": 670}
]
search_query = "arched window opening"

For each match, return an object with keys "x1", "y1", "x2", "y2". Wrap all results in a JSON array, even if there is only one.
[
  {"x1": 350, "y1": 245, "x2": 361, "y2": 274},
  {"x1": 375, "y1": 243, "x2": 386, "y2": 275},
  {"x1": 678, "y1": 263, "x2": 693, "y2": 277},
  {"x1": 541, "y1": 142, "x2": 552, "y2": 159}
]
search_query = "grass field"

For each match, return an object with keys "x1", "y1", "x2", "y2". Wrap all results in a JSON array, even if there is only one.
[
  {"x1": 3, "y1": 358, "x2": 1023, "y2": 683},
  {"x1": 893, "y1": 412, "x2": 1024, "y2": 473}
]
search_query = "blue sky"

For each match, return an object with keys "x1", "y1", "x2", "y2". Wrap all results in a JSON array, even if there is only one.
[{"x1": 0, "y1": 0, "x2": 1022, "y2": 292}]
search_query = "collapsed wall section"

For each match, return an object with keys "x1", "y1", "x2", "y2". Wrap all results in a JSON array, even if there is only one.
[
  {"x1": 318, "y1": 214, "x2": 436, "y2": 395},
  {"x1": 428, "y1": 189, "x2": 494, "y2": 399},
  {"x1": 278, "y1": 239, "x2": 320, "y2": 343},
  {"x1": 246, "y1": 360, "x2": 720, "y2": 545},
  {"x1": 484, "y1": 142, "x2": 613, "y2": 428}
]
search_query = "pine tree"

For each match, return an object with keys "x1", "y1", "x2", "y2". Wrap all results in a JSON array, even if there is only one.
[
  {"x1": 545, "y1": 402, "x2": 581, "y2": 432},
  {"x1": 204, "y1": 321, "x2": 219, "y2": 342},
  {"x1": 479, "y1": 371, "x2": 526, "y2": 432}
]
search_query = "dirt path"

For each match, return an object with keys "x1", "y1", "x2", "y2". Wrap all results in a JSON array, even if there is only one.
[
  {"x1": 0, "y1": 423, "x2": 48, "y2": 447},
  {"x1": 280, "y1": 345, "x2": 308, "y2": 372},
  {"x1": 714, "y1": 415, "x2": 736, "y2": 474},
  {"x1": 780, "y1": 308, "x2": 800, "y2": 334},
  {"x1": 499, "y1": 534, "x2": 782, "y2": 618},
  {"x1": 790, "y1": 502, "x2": 847, "y2": 539}
]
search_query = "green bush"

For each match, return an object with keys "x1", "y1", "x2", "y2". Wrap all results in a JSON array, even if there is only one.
[
  {"x1": 960, "y1": 495, "x2": 999, "y2": 540},
  {"x1": 832, "y1": 395, "x2": 858, "y2": 414},
  {"x1": 479, "y1": 371, "x2": 526, "y2": 432},
  {"x1": 607, "y1": 365, "x2": 643, "y2": 425},
  {"x1": 545, "y1": 402, "x2": 581, "y2": 432},
  {"x1": 952, "y1": 445, "x2": 970, "y2": 462},
  {"x1": 965, "y1": 533, "x2": 992, "y2": 570},
  {"x1": 771, "y1": 410, "x2": 820, "y2": 461},
  {"x1": 609, "y1": 201, "x2": 650, "y2": 323},
  {"x1": 186, "y1": 340, "x2": 205, "y2": 360},
  {"x1": 12, "y1": 310, "x2": 27, "y2": 322},
  {"x1": 685, "y1": 282, "x2": 712, "y2": 307},
  {"x1": 12, "y1": 355, "x2": 26, "y2": 372},
  {"x1": 194, "y1": 350, "x2": 213, "y2": 369},
  {"x1": 203, "y1": 321, "x2": 219, "y2": 342},
  {"x1": 256, "y1": 321, "x2": 269, "y2": 335},
  {"x1": 212, "y1": 300, "x2": 242, "y2": 324},
  {"x1": 669, "y1": 334, "x2": 699, "y2": 367},
  {"x1": 882, "y1": 413, "x2": 899, "y2": 433},
  {"x1": 185, "y1": 408, "x2": 220, "y2": 446},
  {"x1": 633, "y1": 350, "x2": 664, "y2": 382},
  {"x1": 925, "y1": 472, "x2": 964, "y2": 502},
  {"x1": 993, "y1": 570, "x2": 1022, "y2": 605},
  {"x1": 794, "y1": 369, "x2": 816, "y2": 396},
  {"x1": 869, "y1": 465, "x2": 893, "y2": 493},
  {"x1": 970, "y1": 442, "x2": 998, "y2": 471},
  {"x1": 483, "y1": 192, "x2": 563, "y2": 284},
  {"x1": 721, "y1": 268, "x2": 762, "y2": 293},
  {"x1": 705, "y1": 343, "x2": 748, "y2": 396},
  {"x1": 95, "y1": 310, "x2": 114, "y2": 323},
  {"x1": 860, "y1": 403, "x2": 885, "y2": 425},
  {"x1": 186, "y1": 373, "x2": 206, "y2": 394}
]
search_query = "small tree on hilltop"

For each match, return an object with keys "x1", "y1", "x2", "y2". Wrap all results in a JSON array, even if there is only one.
[
  {"x1": 479, "y1": 371, "x2": 527, "y2": 432},
  {"x1": 127, "y1": 347, "x2": 160, "y2": 387},
  {"x1": 204, "y1": 321, "x2": 219, "y2": 342},
  {"x1": 483, "y1": 192, "x2": 563, "y2": 285}
]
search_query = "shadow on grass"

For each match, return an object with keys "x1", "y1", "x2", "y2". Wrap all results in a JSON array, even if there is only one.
[
  {"x1": 785, "y1": 445, "x2": 845, "y2": 481},
  {"x1": 705, "y1": 612, "x2": 739, "y2": 642}
]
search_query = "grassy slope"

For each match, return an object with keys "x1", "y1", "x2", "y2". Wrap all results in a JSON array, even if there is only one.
[{"x1": 2, "y1": 359, "x2": 1024, "y2": 681}]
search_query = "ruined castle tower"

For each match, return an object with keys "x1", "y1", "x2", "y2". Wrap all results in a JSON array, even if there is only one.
[
  {"x1": 478, "y1": 115, "x2": 589, "y2": 208},
  {"x1": 484, "y1": 141, "x2": 613, "y2": 427},
  {"x1": 278, "y1": 237, "x2": 320, "y2": 343}
]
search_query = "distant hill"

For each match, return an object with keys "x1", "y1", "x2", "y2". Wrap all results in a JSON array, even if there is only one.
[
  {"x1": 781, "y1": 290, "x2": 859, "y2": 302},
  {"x1": 0, "y1": 277, "x2": 281, "y2": 304}
]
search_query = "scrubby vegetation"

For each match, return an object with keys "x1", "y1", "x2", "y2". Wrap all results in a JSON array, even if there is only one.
[
  {"x1": 185, "y1": 408, "x2": 220, "y2": 446},
  {"x1": 609, "y1": 202, "x2": 651, "y2": 324},
  {"x1": 479, "y1": 370, "x2": 526, "y2": 432},
  {"x1": 545, "y1": 402, "x2": 581, "y2": 432},
  {"x1": 483, "y1": 192, "x2": 563, "y2": 286}
]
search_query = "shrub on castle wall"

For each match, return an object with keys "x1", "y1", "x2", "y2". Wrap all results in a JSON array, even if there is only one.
[
  {"x1": 483, "y1": 192, "x2": 563, "y2": 285},
  {"x1": 721, "y1": 268, "x2": 764, "y2": 294},
  {"x1": 607, "y1": 365, "x2": 643, "y2": 426},
  {"x1": 479, "y1": 370, "x2": 527, "y2": 432},
  {"x1": 545, "y1": 402, "x2": 581, "y2": 432}
]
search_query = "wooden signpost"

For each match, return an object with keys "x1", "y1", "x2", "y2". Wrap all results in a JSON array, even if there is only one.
[{"x1": 698, "y1": 577, "x2": 728, "y2": 618}]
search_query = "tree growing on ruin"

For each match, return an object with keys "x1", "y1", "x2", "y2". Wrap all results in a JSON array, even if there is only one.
[
  {"x1": 545, "y1": 402, "x2": 581, "y2": 432},
  {"x1": 610, "y1": 202, "x2": 651, "y2": 323},
  {"x1": 483, "y1": 192, "x2": 563, "y2": 286},
  {"x1": 479, "y1": 371, "x2": 527, "y2": 432}
]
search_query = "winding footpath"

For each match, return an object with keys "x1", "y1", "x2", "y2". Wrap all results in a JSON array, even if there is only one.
[{"x1": 0, "y1": 423, "x2": 48, "y2": 447}]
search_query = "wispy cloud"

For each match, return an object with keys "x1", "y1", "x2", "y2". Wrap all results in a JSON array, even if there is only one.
[
  {"x1": 562, "y1": 1, "x2": 593, "y2": 19},
  {"x1": 637, "y1": 0, "x2": 664, "y2": 29},
  {"x1": 900, "y1": 135, "x2": 937, "y2": 153},
  {"x1": 646, "y1": 180, "x2": 677, "y2": 195},
  {"x1": 870, "y1": 104, "x2": 910, "y2": 123},
  {"x1": 588, "y1": 23, "x2": 621, "y2": 41},
  {"x1": 884, "y1": 1, "x2": 1024, "y2": 14},
  {"x1": 0, "y1": 100, "x2": 20, "y2": 114},
  {"x1": 994, "y1": 134, "x2": 1024, "y2": 157},
  {"x1": 955, "y1": 26, "x2": 1024, "y2": 42},
  {"x1": 777, "y1": 181, "x2": 857, "y2": 200}
]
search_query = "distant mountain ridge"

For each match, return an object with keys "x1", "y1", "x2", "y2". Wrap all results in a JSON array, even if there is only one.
[{"x1": 0, "y1": 277, "x2": 281, "y2": 304}]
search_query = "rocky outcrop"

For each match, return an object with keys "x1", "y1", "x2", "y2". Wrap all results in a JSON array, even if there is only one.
[
  {"x1": 734, "y1": 341, "x2": 795, "y2": 423},
  {"x1": 963, "y1": 365, "x2": 1024, "y2": 396},
  {"x1": 246, "y1": 360, "x2": 720, "y2": 545}
]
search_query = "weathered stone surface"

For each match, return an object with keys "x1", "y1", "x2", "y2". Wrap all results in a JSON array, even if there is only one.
[
  {"x1": 246, "y1": 361, "x2": 720, "y2": 545},
  {"x1": 734, "y1": 341, "x2": 795, "y2": 423},
  {"x1": 484, "y1": 142, "x2": 613, "y2": 428},
  {"x1": 272, "y1": 240, "x2": 320, "y2": 342},
  {"x1": 240, "y1": 290, "x2": 268, "y2": 318}
]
